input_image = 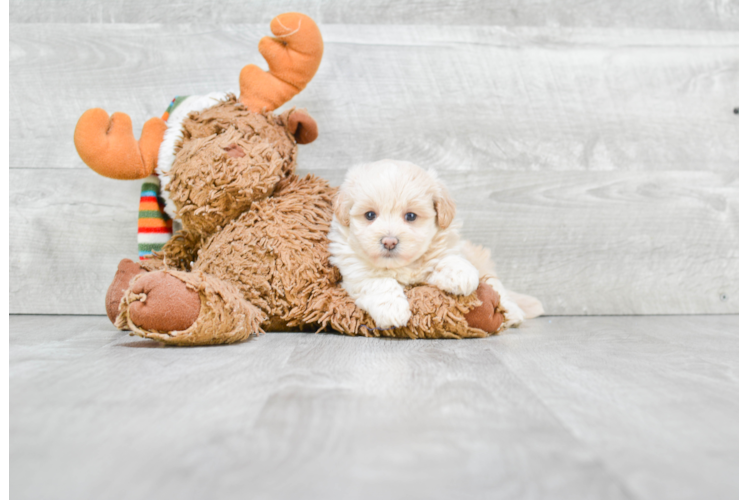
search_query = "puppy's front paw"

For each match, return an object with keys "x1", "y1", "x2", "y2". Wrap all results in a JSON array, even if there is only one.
[
  {"x1": 501, "y1": 298, "x2": 525, "y2": 328},
  {"x1": 485, "y1": 278, "x2": 525, "y2": 328},
  {"x1": 360, "y1": 295, "x2": 412, "y2": 329},
  {"x1": 428, "y1": 255, "x2": 480, "y2": 296}
]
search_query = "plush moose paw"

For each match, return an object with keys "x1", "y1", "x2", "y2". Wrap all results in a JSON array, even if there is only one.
[
  {"x1": 128, "y1": 272, "x2": 202, "y2": 332},
  {"x1": 105, "y1": 258, "x2": 147, "y2": 324},
  {"x1": 464, "y1": 283, "x2": 505, "y2": 333},
  {"x1": 427, "y1": 255, "x2": 480, "y2": 296}
]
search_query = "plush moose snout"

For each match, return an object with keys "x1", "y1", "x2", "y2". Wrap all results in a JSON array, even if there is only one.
[{"x1": 223, "y1": 143, "x2": 246, "y2": 158}]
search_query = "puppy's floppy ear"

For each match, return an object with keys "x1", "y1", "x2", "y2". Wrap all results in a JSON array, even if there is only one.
[
  {"x1": 433, "y1": 179, "x2": 456, "y2": 229},
  {"x1": 333, "y1": 187, "x2": 353, "y2": 226}
]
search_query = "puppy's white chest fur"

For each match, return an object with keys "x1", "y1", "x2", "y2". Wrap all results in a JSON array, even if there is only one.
[
  {"x1": 328, "y1": 217, "x2": 480, "y2": 328},
  {"x1": 328, "y1": 219, "x2": 459, "y2": 286}
]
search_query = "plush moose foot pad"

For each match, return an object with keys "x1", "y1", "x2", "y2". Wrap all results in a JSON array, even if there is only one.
[
  {"x1": 464, "y1": 283, "x2": 505, "y2": 333},
  {"x1": 106, "y1": 258, "x2": 147, "y2": 324},
  {"x1": 128, "y1": 272, "x2": 201, "y2": 333}
]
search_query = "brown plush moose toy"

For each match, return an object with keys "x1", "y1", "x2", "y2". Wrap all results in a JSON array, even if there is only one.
[{"x1": 73, "y1": 12, "x2": 508, "y2": 345}]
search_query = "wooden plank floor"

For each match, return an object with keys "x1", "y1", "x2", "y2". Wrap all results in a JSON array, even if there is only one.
[{"x1": 10, "y1": 314, "x2": 738, "y2": 500}]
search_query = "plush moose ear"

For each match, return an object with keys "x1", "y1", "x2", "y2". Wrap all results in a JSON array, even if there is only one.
[
  {"x1": 433, "y1": 179, "x2": 456, "y2": 229},
  {"x1": 286, "y1": 109, "x2": 318, "y2": 144},
  {"x1": 333, "y1": 187, "x2": 353, "y2": 226}
]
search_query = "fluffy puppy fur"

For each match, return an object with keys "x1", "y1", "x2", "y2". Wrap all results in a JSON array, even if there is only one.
[{"x1": 328, "y1": 159, "x2": 543, "y2": 329}]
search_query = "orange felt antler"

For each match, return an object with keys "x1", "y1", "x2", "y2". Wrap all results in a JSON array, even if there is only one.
[
  {"x1": 74, "y1": 109, "x2": 167, "y2": 180},
  {"x1": 239, "y1": 12, "x2": 324, "y2": 112}
]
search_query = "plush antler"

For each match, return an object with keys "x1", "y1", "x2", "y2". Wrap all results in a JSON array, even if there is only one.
[
  {"x1": 239, "y1": 12, "x2": 324, "y2": 112},
  {"x1": 74, "y1": 109, "x2": 166, "y2": 180}
]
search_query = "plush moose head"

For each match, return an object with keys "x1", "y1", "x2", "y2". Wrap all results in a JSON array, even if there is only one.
[{"x1": 73, "y1": 12, "x2": 323, "y2": 235}]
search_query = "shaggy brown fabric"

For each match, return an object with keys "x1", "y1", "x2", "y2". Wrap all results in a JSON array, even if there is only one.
[
  {"x1": 115, "y1": 102, "x2": 506, "y2": 345},
  {"x1": 195, "y1": 174, "x2": 338, "y2": 326},
  {"x1": 138, "y1": 258, "x2": 167, "y2": 272},
  {"x1": 157, "y1": 230, "x2": 206, "y2": 272},
  {"x1": 167, "y1": 96, "x2": 297, "y2": 238}
]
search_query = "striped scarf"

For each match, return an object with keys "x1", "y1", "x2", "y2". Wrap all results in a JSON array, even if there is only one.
[
  {"x1": 137, "y1": 175, "x2": 173, "y2": 260},
  {"x1": 136, "y1": 96, "x2": 189, "y2": 260}
]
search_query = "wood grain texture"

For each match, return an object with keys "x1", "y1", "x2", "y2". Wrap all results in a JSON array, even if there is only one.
[
  {"x1": 10, "y1": 25, "x2": 738, "y2": 173},
  {"x1": 738, "y1": 314, "x2": 748, "y2": 492},
  {"x1": 10, "y1": 167, "x2": 737, "y2": 315},
  {"x1": 738, "y1": 160, "x2": 748, "y2": 314},
  {"x1": 9, "y1": 0, "x2": 739, "y2": 30},
  {"x1": 10, "y1": 314, "x2": 738, "y2": 500},
  {"x1": 8, "y1": 23, "x2": 738, "y2": 315},
  {"x1": 10, "y1": 170, "x2": 142, "y2": 314},
  {"x1": 738, "y1": 52, "x2": 748, "y2": 314}
]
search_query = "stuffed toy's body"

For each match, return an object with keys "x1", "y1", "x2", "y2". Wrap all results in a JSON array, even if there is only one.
[{"x1": 74, "y1": 13, "x2": 508, "y2": 345}]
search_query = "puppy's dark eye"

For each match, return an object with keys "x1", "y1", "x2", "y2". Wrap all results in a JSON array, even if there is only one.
[
  {"x1": 364, "y1": 211, "x2": 377, "y2": 221},
  {"x1": 404, "y1": 212, "x2": 417, "y2": 222}
]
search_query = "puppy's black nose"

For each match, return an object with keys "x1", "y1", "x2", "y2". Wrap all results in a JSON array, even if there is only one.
[{"x1": 381, "y1": 237, "x2": 398, "y2": 250}]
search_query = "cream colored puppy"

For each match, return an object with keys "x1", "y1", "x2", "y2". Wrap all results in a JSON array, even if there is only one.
[{"x1": 328, "y1": 159, "x2": 543, "y2": 330}]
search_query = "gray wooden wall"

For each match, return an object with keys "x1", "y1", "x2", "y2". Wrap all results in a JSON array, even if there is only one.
[
  {"x1": 9, "y1": 1, "x2": 738, "y2": 316},
  {"x1": 738, "y1": 47, "x2": 748, "y2": 314}
]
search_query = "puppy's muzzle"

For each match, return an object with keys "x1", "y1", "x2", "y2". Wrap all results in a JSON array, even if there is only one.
[{"x1": 381, "y1": 237, "x2": 399, "y2": 251}]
